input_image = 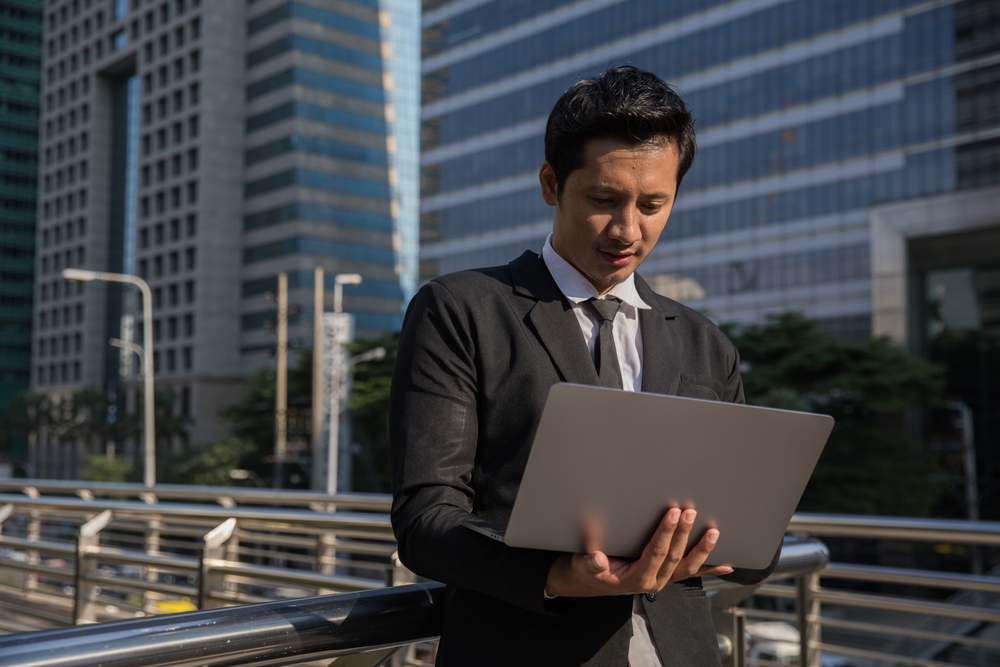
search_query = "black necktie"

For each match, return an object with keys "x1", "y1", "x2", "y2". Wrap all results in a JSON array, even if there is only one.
[{"x1": 584, "y1": 297, "x2": 623, "y2": 389}]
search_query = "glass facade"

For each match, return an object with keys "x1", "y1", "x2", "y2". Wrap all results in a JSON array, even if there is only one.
[
  {"x1": 0, "y1": 0, "x2": 41, "y2": 416},
  {"x1": 241, "y1": 0, "x2": 417, "y2": 347},
  {"x1": 420, "y1": 0, "x2": 1000, "y2": 334},
  {"x1": 421, "y1": 0, "x2": 1000, "y2": 519}
]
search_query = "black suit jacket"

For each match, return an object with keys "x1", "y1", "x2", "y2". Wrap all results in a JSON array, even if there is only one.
[{"x1": 390, "y1": 251, "x2": 776, "y2": 666}]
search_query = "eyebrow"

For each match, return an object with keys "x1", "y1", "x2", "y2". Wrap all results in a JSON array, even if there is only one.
[{"x1": 587, "y1": 185, "x2": 672, "y2": 199}]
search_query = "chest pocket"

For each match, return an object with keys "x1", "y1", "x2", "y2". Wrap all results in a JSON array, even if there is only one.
[{"x1": 678, "y1": 374, "x2": 723, "y2": 401}]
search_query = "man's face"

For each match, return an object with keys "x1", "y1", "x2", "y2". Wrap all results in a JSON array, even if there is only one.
[{"x1": 540, "y1": 137, "x2": 679, "y2": 294}]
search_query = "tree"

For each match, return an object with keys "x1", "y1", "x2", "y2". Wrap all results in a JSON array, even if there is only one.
[
  {"x1": 172, "y1": 438, "x2": 253, "y2": 486},
  {"x1": 347, "y1": 332, "x2": 399, "y2": 493},
  {"x1": 726, "y1": 312, "x2": 946, "y2": 516},
  {"x1": 215, "y1": 334, "x2": 400, "y2": 490},
  {"x1": 218, "y1": 351, "x2": 313, "y2": 487},
  {"x1": 65, "y1": 387, "x2": 139, "y2": 457},
  {"x1": 81, "y1": 453, "x2": 132, "y2": 482}
]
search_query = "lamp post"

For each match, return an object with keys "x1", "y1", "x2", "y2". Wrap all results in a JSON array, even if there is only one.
[
  {"x1": 326, "y1": 273, "x2": 362, "y2": 495},
  {"x1": 311, "y1": 268, "x2": 324, "y2": 491},
  {"x1": 63, "y1": 268, "x2": 156, "y2": 487}
]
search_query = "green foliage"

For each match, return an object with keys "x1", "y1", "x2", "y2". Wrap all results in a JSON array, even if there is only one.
[
  {"x1": 215, "y1": 333, "x2": 400, "y2": 491},
  {"x1": 347, "y1": 332, "x2": 399, "y2": 493},
  {"x1": 81, "y1": 454, "x2": 133, "y2": 483},
  {"x1": 727, "y1": 312, "x2": 946, "y2": 516},
  {"x1": 172, "y1": 438, "x2": 253, "y2": 486},
  {"x1": 217, "y1": 350, "x2": 313, "y2": 486}
]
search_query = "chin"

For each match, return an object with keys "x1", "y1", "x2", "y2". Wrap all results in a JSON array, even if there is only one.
[{"x1": 586, "y1": 269, "x2": 626, "y2": 288}]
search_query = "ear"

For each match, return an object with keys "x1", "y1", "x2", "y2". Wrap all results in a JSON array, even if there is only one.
[{"x1": 539, "y1": 162, "x2": 559, "y2": 206}]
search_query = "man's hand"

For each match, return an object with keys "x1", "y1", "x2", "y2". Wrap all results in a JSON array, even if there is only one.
[{"x1": 544, "y1": 508, "x2": 734, "y2": 598}]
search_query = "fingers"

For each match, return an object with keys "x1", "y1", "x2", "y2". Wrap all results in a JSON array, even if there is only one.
[
  {"x1": 666, "y1": 527, "x2": 724, "y2": 583},
  {"x1": 696, "y1": 565, "x2": 735, "y2": 577},
  {"x1": 653, "y1": 509, "x2": 696, "y2": 582}
]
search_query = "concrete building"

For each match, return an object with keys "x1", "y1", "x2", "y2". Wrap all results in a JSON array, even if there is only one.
[
  {"x1": 30, "y1": 0, "x2": 418, "y2": 478},
  {"x1": 0, "y1": 0, "x2": 41, "y2": 426},
  {"x1": 420, "y1": 1, "x2": 1000, "y2": 514}
]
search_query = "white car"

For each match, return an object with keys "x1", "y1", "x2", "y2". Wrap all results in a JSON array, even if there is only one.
[{"x1": 746, "y1": 621, "x2": 857, "y2": 666}]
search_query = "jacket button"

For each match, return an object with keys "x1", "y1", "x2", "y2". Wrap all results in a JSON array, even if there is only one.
[{"x1": 645, "y1": 592, "x2": 656, "y2": 602}]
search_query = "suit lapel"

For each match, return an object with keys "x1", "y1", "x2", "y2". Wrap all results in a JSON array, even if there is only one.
[
  {"x1": 509, "y1": 251, "x2": 600, "y2": 386},
  {"x1": 635, "y1": 273, "x2": 682, "y2": 395}
]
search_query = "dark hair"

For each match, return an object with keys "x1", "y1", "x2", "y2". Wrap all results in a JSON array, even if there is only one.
[{"x1": 544, "y1": 65, "x2": 696, "y2": 196}]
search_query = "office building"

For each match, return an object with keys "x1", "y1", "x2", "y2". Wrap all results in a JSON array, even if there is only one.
[
  {"x1": 31, "y1": 0, "x2": 418, "y2": 476},
  {"x1": 0, "y1": 0, "x2": 42, "y2": 425},
  {"x1": 420, "y1": 1, "x2": 1000, "y2": 514}
]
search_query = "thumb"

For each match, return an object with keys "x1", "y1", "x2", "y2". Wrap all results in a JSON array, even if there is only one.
[{"x1": 585, "y1": 551, "x2": 609, "y2": 573}]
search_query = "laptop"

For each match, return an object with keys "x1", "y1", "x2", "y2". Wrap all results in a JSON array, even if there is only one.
[{"x1": 466, "y1": 383, "x2": 833, "y2": 569}]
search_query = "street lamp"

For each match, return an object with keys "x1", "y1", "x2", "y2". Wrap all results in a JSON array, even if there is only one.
[
  {"x1": 333, "y1": 273, "x2": 362, "y2": 314},
  {"x1": 325, "y1": 273, "x2": 363, "y2": 496},
  {"x1": 63, "y1": 268, "x2": 156, "y2": 488}
]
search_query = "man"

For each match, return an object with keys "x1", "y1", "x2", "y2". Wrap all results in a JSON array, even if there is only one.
[{"x1": 390, "y1": 66, "x2": 777, "y2": 666}]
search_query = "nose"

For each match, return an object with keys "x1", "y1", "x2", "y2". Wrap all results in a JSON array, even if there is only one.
[{"x1": 607, "y1": 204, "x2": 642, "y2": 246}]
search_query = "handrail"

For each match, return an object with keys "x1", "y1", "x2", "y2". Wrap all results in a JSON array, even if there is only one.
[
  {"x1": 0, "y1": 479, "x2": 393, "y2": 510},
  {"x1": 788, "y1": 513, "x2": 1000, "y2": 545},
  {"x1": 0, "y1": 494, "x2": 394, "y2": 531},
  {"x1": 0, "y1": 584, "x2": 445, "y2": 667},
  {"x1": 0, "y1": 538, "x2": 830, "y2": 667}
]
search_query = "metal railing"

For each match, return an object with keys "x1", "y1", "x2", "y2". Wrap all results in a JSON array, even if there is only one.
[
  {"x1": 0, "y1": 484, "x2": 403, "y2": 632},
  {"x1": 746, "y1": 514, "x2": 1000, "y2": 667},
  {"x1": 0, "y1": 482, "x2": 996, "y2": 666},
  {"x1": 0, "y1": 535, "x2": 828, "y2": 667}
]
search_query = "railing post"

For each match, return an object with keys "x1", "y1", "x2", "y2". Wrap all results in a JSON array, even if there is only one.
[
  {"x1": 141, "y1": 491, "x2": 161, "y2": 615},
  {"x1": 387, "y1": 550, "x2": 415, "y2": 587},
  {"x1": 388, "y1": 551, "x2": 419, "y2": 667},
  {"x1": 74, "y1": 509, "x2": 113, "y2": 624},
  {"x1": 0, "y1": 503, "x2": 14, "y2": 588},
  {"x1": 796, "y1": 572, "x2": 821, "y2": 667},
  {"x1": 199, "y1": 518, "x2": 236, "y2": 610}
]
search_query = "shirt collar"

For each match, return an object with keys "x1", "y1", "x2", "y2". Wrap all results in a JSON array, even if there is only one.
[{"x1": 541, "y1": 234, "x2": 651, "y2": 310}]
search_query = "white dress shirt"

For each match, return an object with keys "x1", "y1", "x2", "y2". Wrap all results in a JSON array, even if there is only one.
[{"x1": 541, "y1": 236, "x2": 664, "y2": 667}]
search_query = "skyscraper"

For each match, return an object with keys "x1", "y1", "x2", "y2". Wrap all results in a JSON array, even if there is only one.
[
  {"x1": 0, "y1": 0, "x2": 42, "y2": 426},
  {"x1": 420, "y1": 0, "x2": 999, "y2": 338},
  {"x1": 31, "y1": 0, "x2": 418, "y2": 476},
  {"x1": 419, "y1": 0, "x2": 1000, "y2": 514}
]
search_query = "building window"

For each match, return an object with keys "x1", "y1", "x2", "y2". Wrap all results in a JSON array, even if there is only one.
[
  {"x1": 167, "y1": 349, "x2": 176, "y2": 372},
  {"x1": 186, "y1": 214, "x2": 196, "y2": 236},
  {"x1": 168, "y1": 317, "x2": 177, "y2": 339},
  {"x1": 184, "y1": 281, "x2": 194, "y2": 302},
  {"x1": 185, "y1": 247, "x2": 195, "y2": 269},
  {"x1": 169, "y1": 251, "x2": 178, "y2": 273},
  {"x1": 182, "y1": 347, "x2": 192, "y2": 370},
  {"x1": 183, "y1": 314, "x2": 193, "y2": 336},
  {"x1": 168, "y1": 283, "x2": 178, "y2": 305}
]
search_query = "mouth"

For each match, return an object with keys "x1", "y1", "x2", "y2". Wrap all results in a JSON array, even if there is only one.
[{"x1": 599, "y1": 250, "x2": 635, "y2": 267}]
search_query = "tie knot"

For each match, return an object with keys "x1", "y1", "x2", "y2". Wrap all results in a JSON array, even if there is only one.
[{"x1": 585, "y1": 296, "x2": 622, "y2": 322}]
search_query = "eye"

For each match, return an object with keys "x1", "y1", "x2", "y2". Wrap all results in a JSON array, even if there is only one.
[{"x1": 590, "y1": 197, "x2": 614, "y2": 205}]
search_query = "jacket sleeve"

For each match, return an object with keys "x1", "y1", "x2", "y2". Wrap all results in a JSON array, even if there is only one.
[{"x1": 389, "y1": 280, "x2": 564, "y2": 615}]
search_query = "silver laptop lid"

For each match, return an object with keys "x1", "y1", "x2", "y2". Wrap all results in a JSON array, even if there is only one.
[{"x1": 504, "y1": 384, "x2": 833, "y2": 569}]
